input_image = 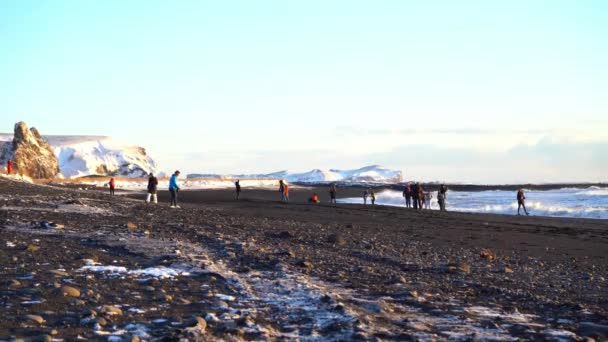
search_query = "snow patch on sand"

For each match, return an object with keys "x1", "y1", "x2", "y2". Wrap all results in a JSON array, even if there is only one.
[{"x1": 78, "y1": 264, "x2": 192, "y2": 279}]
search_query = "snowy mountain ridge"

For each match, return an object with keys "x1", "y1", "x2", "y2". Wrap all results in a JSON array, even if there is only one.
[
  {"x1": 187, "y1": 165, "x2": 403, "y2": 184},
  {"x1": 0, "y1": 134, "x2": 157, "y2": 178}
]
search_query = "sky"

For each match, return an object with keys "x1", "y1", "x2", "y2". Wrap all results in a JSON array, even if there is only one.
[{"x1": 0, "y1": 0, "x2": 607, "y2": 183}]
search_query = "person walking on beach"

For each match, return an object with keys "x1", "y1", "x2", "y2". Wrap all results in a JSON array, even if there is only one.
[
  {"x1": 517, "y1": 189, "x2": 529, "y2": 215},
  {"x1": 411, "y1": 183, "x2": 419, "y2": 209},
  {"x1": 235, "y1": 180, "x2": 241, "y2": 200},
  {"x1": 282, "y1": 183, "x2": 289, "y2": 202},
  {"x1": 329, "y1": 183, "x2": 337, "y2": 204},
  {"x1": 108, "y1": 177, "x2": 116, "y2": 195},
  {"x1": 437, "y1": 184, "x2": 448, "y2": 211},
  {"x1": 363, "y1": 190, "x2": 369, "y2": 205},
  {"x1": 6, "y1": 160, "x2": 12, "y2": 175},
  {"x1": 146, "y1": 173, "x2": 158, "y2": 203},
  {"x1": 424, "y1": 190, "x2": 432, "y2": 209},
  {"x1": 371, "y1": 191, "x2": 376, "y2": 205},
  {"x1": 437, "y1": 189, "x2": 445, "y2": 211},
  {"x1": 279, "y1": 180, "x2": 285, "y2": 200},
  {"x1": 417, "y1": 184, "x2": 425, "y2": 210},
  {"x1": 169, "y1": 170, "x2": 181, "y2": 208},
  {"x1": 403, "y1": 183, "x2": 412, "y2": 208}
]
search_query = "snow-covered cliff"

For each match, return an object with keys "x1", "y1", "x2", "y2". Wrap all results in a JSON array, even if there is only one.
[
  {"x1": 0, "y1": 134, "x2": 157, "y2": 178},
  {"x1": 187, "y1": 165, "x2": 403, "y2": 184}
]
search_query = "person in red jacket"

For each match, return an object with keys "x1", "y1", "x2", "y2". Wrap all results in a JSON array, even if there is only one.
[
  {"x1": 309, "y1": 193, "x2": 320, "y2": 203},
  {"x1": 7, "y1": 160, "x2": 13, "y2": 175},
  {"x1": 108, "y1": 178, "x2": 116, "y2": 195}
]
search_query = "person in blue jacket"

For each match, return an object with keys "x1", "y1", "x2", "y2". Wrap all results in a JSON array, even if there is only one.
[{"x1": 169, "y1": 170, "x2": 181, "y2": 208}]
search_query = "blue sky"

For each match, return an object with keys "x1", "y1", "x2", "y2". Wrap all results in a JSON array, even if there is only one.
[{"x1": 1, "y1": 0, "x2": 606, "y2": 183}]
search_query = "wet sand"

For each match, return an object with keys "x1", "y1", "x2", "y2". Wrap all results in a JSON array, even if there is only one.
[{"x1": 1, "y1": 179, "x2": 607, "y2": 340}]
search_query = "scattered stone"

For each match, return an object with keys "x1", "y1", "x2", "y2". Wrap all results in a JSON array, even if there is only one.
[
  {"x1": 61, "y1": 285, "x2": 80, "y2": 297},
  {"x1": 96, "y1": 317, "x2": 107, "y2": 326},
  {"x1": 296, "y1": 259, "x2": 313, "y2": 269},
  {"x1": 504, "y1": 267, "x2": 514, "y2": 273},
  {"x1": 25, "y1": 314, "x2": 45, "y2": 324},
  {"x1": 579, "y1": 322, "x2": 608, "y2": 338},
  {"x1": 8, "y1": 279, "x2": 21, "y2": 288},
  {"x1": 184, "y1": 316, "x2": 207, "y2": 339},
  {"x1": 100, "y1": 305, "x2": 123, "y2": 316},
  {"x1": 49, "y1": 270, "x2": 69, "y2": 277},
  {"x1": 276, "y1": 231, "x2": 294, "y2": 239},
  {"x1": 480, "y1": 249, "x2": 496, "y2": 261},
  {"x1": 447, "y1": 263, "x2": 471, "y2": 274},
  {"x1": 27, "y1": 244, "x2": 40, "y2": 252},
  {"x1": 327, "y1": 234, "x2": 346, "y2": 246},
  {"x1": 126, "y1": 222, "x2": 138, "y2": 229}
]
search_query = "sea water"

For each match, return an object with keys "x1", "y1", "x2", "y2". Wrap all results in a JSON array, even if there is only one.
[{"x1": 340, "y1": 187, "x2": 608, "y2": 219}]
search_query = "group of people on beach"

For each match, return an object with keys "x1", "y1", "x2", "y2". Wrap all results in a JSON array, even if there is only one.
[
  {"x1": 402, "y1": 183, "x2": 447, "y2": 211},
  {"x1": 104, "y1": 171, "x2": 531, "y2": 216}
]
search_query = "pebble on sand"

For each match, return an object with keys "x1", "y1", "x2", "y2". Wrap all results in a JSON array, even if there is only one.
[
  {"x1": 61, "y1": 285, "x2": 81, "y2": 297},
  {"x1": 25, "y1": 314, "x2": 45, "y2": 324},
  {"x1": 100, "y1": 305, "x2": 123, "y2": 316}
]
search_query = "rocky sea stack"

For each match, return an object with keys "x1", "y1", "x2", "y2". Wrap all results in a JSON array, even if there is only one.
[{"x1": 0, "y1": 121, "x2": 60, "y2": 178}]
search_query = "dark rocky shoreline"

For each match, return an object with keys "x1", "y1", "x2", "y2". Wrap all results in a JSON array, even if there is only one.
[{"x1": 1, "y1": 177, "x2": 607, "y2": 341}]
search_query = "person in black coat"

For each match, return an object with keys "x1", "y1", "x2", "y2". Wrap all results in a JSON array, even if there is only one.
[
  {"x1": 146, "y1": 173, "x2": 159, "y2": 203},
  {"x1": 235, "y1": 180, "x2": 241, "y2": 200}
]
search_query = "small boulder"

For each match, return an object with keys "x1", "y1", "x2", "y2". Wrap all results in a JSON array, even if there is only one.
[
  {"x1": 25, "y1": 314, "x2": 45, "y2": 324},
  {"x1": 61, "y1": 285, "x2": 81, "y2": 297},
  {"x1": 327, "y1": 234, "x2": 346, "y2": 246},
  {"x1": 27, "y1": 244, "x2": 40, "y2": 253},
  {"x1": 100, "y1": 305, "x2": 123, "y2": 316},
  {"x1": 480, "y1": 249, "x2": 496, "y2": 261}
]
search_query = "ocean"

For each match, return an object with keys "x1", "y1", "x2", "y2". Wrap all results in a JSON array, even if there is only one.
[{"x1": 340, "y1": 186, "x2": 608, "y2": 219}]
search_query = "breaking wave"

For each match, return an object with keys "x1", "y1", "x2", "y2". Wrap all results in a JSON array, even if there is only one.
[{"x1": 340, "y1": 188, "x2": 608, "y2": 219}]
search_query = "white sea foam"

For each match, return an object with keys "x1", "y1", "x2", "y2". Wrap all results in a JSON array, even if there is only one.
[{"x1": 340, "y1": 187, "x2": 608, "y2": 219}]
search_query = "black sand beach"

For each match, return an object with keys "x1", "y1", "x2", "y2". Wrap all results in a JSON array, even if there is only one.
[{"x1": 1, "y1": 178, "x2": 607, "y2": 340}]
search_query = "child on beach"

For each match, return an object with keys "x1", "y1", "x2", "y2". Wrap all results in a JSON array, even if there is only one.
[
  {"x1": 517, "y1": 189, "x2": 529, "y2": 215},
  {"x1": 146, "y1": 173, "x2": 158, "y2": 203},
  {"x1": 371, "y1": 191, "x2": 376, "y2": 205},
  {"x1": 309, "y1": 193, "x2": 320, "y2": 203},
  {"x1": 363, "y1": 190, "x2": 369, "y2": 205},
  {"x1": 6, "y1": 160, "x2": 12, "y2": 175}
]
